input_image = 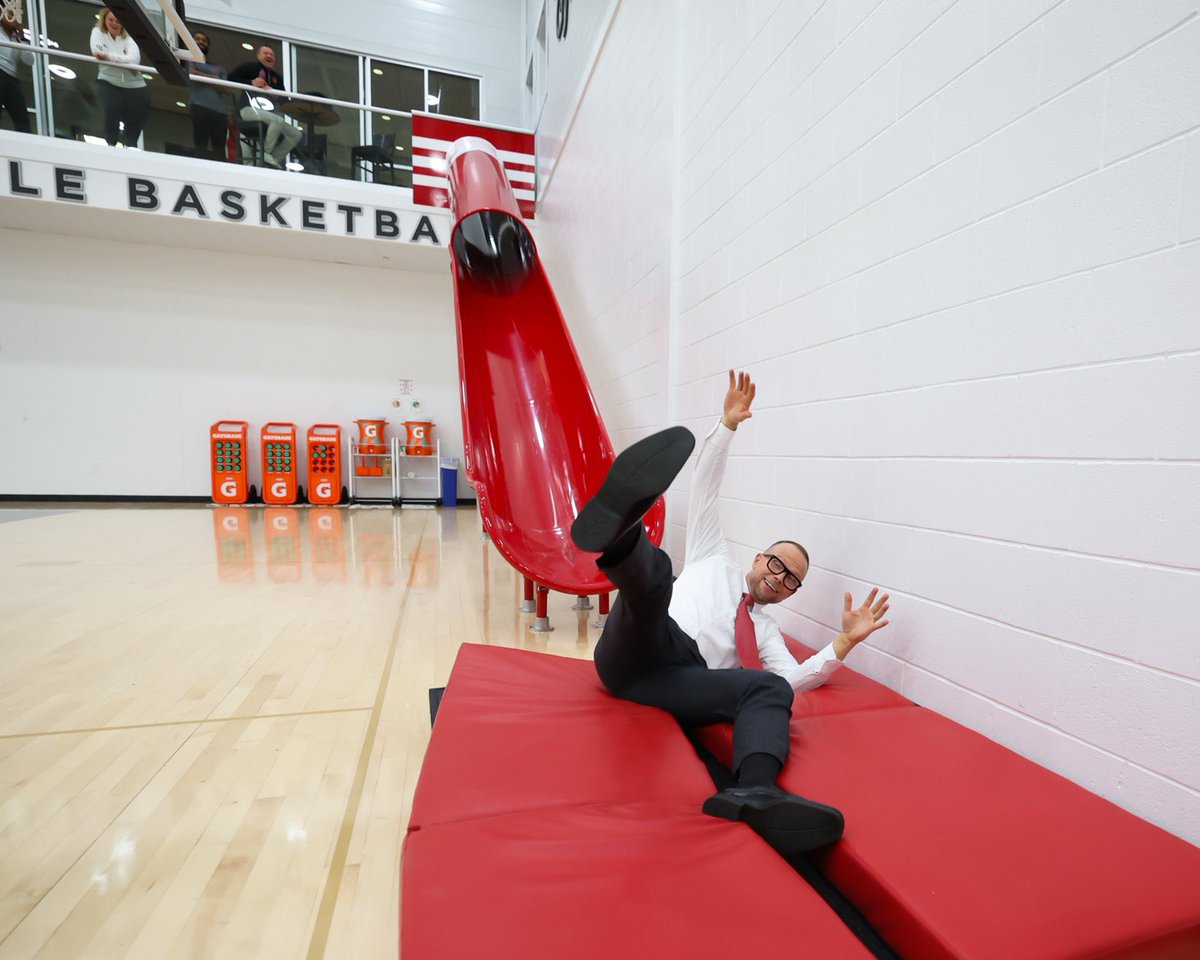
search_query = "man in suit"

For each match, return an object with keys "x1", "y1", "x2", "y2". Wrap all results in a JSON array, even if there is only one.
[{"x1": 572, "y1": 370, "x2": 890, "y2": 853}]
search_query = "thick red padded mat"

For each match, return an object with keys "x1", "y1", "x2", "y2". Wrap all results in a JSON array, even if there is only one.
[
  {"x1": 698, "y1": 706, "x2": 1200, "y2": 960},
  {"x1": 782, "y1": 637, "x2": 913, "y2": 718},
  {"x1": 409, "y1": 644, "x2": 715, "y2": 829},
  {"x1": 402, "y1": 801, "x2": 875, "y2": 959}
]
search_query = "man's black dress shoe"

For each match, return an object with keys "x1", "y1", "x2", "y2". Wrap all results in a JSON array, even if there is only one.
[
  {"x1": 571, "y1": 426, "x2": 696, "y2": 553},
  {"x1": 702, "y1": 785, "x2": 845, "y2": 854}
]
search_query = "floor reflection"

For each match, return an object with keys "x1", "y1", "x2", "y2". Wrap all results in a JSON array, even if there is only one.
[
  {"x1": 264, "y1": 508, "x2": 303, "y2": 582},
  {"x1": 212, "y1": 507, "x2": 255, "y2": 582},
  {"x1": 309, "y1": 508, "x2": 346, "y2": 581},
  {"x1": 211, "y1": 505, "x2": 416, "y2": 587}
]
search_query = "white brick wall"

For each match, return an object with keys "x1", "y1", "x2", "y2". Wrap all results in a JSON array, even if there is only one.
[
  {"x1": 536, "y1": 0, "x2": 677, "y2": 452},
  {"x1": 538, "y1": 0, "x2": 1200, "y2": 844}
]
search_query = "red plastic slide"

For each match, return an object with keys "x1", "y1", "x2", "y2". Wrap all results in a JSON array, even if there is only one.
[{"x1": 445, "y1": 138, "x2": 664, "y2": 595}]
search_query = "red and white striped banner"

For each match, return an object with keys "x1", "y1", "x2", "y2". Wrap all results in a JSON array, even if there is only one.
[{"x1": 411, "y1": 113, "x2": 536, "y2": 220}]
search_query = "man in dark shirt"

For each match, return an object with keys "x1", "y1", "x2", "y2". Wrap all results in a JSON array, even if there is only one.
[{"x1": 227, "y1": 44, "x2": 301, "y2": 168}]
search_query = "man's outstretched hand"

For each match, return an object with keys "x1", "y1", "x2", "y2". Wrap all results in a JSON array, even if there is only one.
[
  {"x1": 721, "y1": 369, "x2": 756, "y2": 430},
  {"x1": 833, "y1": 588, "x2": 890, "y2": 660}
]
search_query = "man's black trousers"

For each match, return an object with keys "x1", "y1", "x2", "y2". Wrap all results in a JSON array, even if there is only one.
[{"x1": 593, "y1": 532, "x2": 793, "y2": 777}]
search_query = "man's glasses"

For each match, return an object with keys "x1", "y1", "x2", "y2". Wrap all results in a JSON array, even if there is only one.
[{"x1": 764, "y1": 554, "x2": 803, "y2": 591}]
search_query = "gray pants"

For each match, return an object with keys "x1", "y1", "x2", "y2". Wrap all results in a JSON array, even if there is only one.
[{"x1": 239, "y1": 105, "x2": 302, "y2": 164}]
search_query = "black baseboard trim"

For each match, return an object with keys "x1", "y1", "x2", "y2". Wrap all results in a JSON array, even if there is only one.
[
  {"x1": 0, "y1": 495, "x2": 480, "y2": 507},
  {"x1": 0, "y1": 494, "x2": 210, "y2": 503}
]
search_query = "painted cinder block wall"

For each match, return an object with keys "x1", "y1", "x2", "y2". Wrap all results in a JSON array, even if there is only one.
[
  {"x1": 536, "y1": 0, "x2": 1200, "y2": 844},
  {"x1": 0, "y1": 228, "x2": 460, "y2": 498}
]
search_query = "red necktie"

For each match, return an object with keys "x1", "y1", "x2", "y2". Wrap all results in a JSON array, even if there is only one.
[{"x1": 734, "y1": 593, "x2": 761, "y2": 670}]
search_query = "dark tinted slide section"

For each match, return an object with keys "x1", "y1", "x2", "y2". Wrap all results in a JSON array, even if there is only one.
[{"x1": 446, "y1": 138, "x2": 663, "y2": 595}]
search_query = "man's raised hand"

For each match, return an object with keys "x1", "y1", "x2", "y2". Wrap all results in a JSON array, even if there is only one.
[
  {"x1": 722, "y1": 369, "x2": 756, "y2": 430},
  {"x1": 833, "y1": 588, "x2": 890, "y2": 660}
]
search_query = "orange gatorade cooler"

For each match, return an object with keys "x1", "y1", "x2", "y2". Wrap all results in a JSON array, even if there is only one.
[
  {"x1": 210, "y1": 421, "x2": 250, "y2": 504},
  {"x1": 403, "y1": 420, "x2": 435, "y2": 455},
  {"x1": 261, "y1": 422, "x2": 298, "y2": 505},
  {"x1": 355, "y1": 418, "x2": 387, "y2": 453},
  {"x1": 307, "y1": 424, "x2": 343, "y2": 505},
  {"x1": 355, "y1": 418, "x2": 388, "y2": 476}
]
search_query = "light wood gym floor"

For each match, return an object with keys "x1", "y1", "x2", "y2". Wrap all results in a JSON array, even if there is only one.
[{"x1": 0, "y1": 503, "x2": 602, "y2": 960}]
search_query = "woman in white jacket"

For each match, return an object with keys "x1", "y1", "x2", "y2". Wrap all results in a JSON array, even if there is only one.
[{"x1": 89, "y1": 7, "x2": 148, "y2": 147}]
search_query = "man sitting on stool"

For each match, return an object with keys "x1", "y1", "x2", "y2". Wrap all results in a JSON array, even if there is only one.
[
  {"x1": 572, "y1": 370, "x2": 890, "y2": 854},
  {"x1": 227, "y1": 44, "x2": 301, "y2": 168}
]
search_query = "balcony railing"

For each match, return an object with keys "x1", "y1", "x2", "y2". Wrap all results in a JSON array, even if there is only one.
[{"x1": 0, "y1": 35, "x2": 417, "y2": 186}]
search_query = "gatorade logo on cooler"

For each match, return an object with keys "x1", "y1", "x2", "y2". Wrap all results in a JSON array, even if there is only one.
[
  {"x1": 270, "y1": 479, "x2": 290, "y2": 499},
  {"x1": 220, "y1": 479, "x2": 239, "y2": 498},
  {"x1": 316, "y1": 479, "x2": 332, "y2": 499},
  {"x1": 363, "y1": 423, "x2": 379, "y2": 439}
]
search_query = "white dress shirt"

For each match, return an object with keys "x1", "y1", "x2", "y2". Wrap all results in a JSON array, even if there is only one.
[{"x1": 668, "y1": 420, "x2": 842, "y2": 693}]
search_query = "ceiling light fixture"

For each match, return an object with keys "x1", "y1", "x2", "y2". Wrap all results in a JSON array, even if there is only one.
[{"x1": 48, "y1": 64, "x2": 76, "y2": 80}]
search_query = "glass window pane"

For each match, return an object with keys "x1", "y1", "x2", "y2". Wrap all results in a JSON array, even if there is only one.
[
  {"x1": 367, "y1": 60, "x2": 421, "y2": 185},
  {"x1": 358, "y1": 112, "x2": 411, "y2": 188},
  {"x1": 197, "y1": 24, "x2": 283, "y2": 91},
  {"x1": 292, "y1": 44, "x2": 358, "y2": 179},
  {"x1": 192, "y1": 25, "x2": 282, "y2": 163},
  {"x1": 428, "y1": 70, "x2": 479, "y2": 120},
  {"x1": 43, "y1": 0, "x2": 104, "y2": 141},
  {"x1": 0, "y1": 16, "x2": 37, "y2": 132},
  {"x1": 37, "y1": 1, "x2": 281, "y2": 159},
  {"x1": 370, "y1": 60, "x2": 423, "y2": 113}
]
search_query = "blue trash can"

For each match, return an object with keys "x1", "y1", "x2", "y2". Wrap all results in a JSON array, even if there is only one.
[{"x1": 440, "y1": 458, "x2": 459, "y2": 506}]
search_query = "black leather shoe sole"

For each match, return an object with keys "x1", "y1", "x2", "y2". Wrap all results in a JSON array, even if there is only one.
[
  {"x1": 571, "y1": 426, "x2": 696, "y2": 552},
  {"x1": 703, "y1": 789, "x2": 845, "y2": 855}
]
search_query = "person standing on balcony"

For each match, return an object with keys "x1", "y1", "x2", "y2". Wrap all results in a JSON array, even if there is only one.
[
  {"x1": 227, "y1": 44, "x2": 301, "y2": 169},
  {"x1": 0, "y1": 5, "x2": 33, "y2": 133},
  {"x1": 187, "y1": 31, "x2": 228, "y2": 160},
  {"x1": 89, "y1": 7, "x2": 149, "y2": 147}
]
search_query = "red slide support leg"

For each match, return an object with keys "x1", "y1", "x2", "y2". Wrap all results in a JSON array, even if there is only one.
[
  {"x1": 520, "y1": 576, "x2": 536, "y2": 613},
  {"x1": 531, "y1": 584, "x2": 554, "y2": 633},
  {"x1": 592, "y1": 591, "x2": 610, "y2": 629}
]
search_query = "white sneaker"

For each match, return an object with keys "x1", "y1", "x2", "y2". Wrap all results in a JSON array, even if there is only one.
[{"x1": 264, "y1": 155, "x2": 282, "y2": 169}]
